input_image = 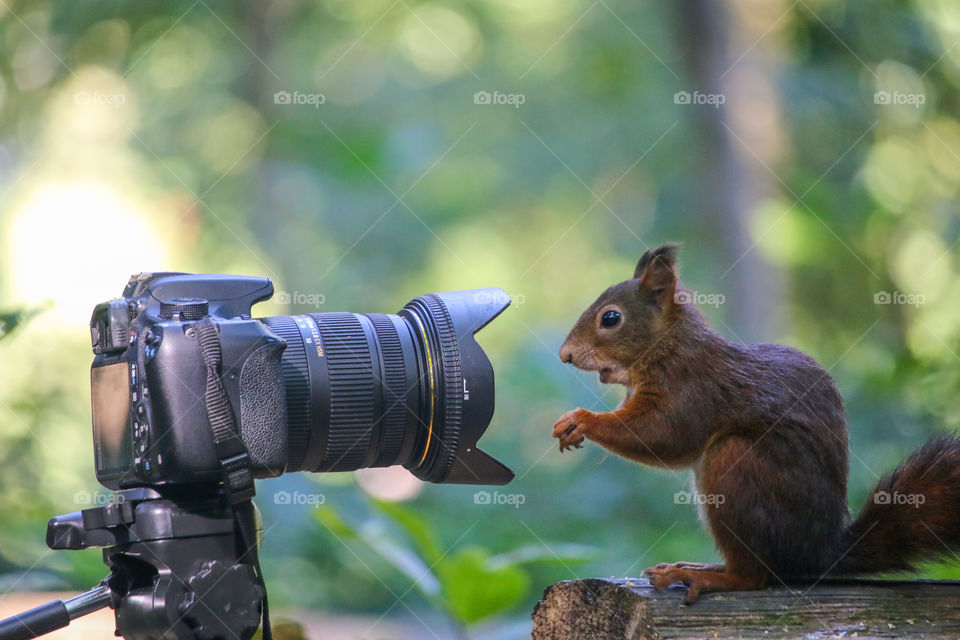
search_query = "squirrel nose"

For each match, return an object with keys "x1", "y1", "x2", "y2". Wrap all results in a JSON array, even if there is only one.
[{"x1": 559, "y1": 343, "x2": 574, "y2": 364}]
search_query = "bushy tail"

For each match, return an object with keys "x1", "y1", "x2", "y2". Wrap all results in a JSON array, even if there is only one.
[{"x1": 834, "y1": 433, "x2": 960, "y2": 575}]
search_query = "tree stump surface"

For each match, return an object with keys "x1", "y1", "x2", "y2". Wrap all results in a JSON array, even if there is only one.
[{"x1": 531, "y1": 577, "x2": 960, "y2": 639}]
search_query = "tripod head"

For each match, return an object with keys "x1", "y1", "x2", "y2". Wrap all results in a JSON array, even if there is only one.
[{"x1": 0, "y1": 488, "x2": 266, "y2": 640}]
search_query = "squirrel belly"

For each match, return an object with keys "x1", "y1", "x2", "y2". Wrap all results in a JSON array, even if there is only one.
[{"x1": 554, "y1": 243, "x2": 960, "y2": 602}]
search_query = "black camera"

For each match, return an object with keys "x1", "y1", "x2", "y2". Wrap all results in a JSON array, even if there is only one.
[{"x1": 89, "y1": 271, "x2": 514, "y2": 489}]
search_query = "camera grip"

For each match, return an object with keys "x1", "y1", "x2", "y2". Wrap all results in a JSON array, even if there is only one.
[{"x1": 239, "y1": 341, "x2": 289, "y2": 477}]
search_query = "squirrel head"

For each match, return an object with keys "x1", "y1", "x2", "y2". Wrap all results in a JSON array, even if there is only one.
[{"x1": 559, "y1": 243, "x2": 688, "y2": 383}]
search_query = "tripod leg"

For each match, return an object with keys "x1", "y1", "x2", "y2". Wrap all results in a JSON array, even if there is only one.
[{"x1": 0, "y1": 584, "x2": 112, "y2": 640}]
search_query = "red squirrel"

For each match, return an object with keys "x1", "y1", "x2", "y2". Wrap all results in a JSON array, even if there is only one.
[{"x1": 554, "y1": 244, "x2": 960, "y2": 603}]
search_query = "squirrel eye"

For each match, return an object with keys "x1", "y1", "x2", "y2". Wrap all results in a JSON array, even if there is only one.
[{"x1": 600, "y1": 310, "x2": 621, "y2": 328}]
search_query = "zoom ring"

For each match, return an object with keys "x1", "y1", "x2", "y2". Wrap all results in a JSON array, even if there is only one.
[
  {"x1": 367, "y1": 314, "x2": 407, "y2": 467},
  {"x1": 260, "y1": 316, "x2": 311, "y2": 471},
  {"x1": 309, "y1": 313, "x2": 375, "y2": 471}
]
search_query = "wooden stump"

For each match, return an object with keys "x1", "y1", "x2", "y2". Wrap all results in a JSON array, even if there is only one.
[{"x1": 532, "y1": 577, "x2": 960, "y2": 639}]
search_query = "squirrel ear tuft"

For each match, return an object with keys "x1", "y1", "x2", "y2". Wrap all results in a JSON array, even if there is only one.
[{"x1": 634, "y1": 244, "x2": 680, "y2": 303}]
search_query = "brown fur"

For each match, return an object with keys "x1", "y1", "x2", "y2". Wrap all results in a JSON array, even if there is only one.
[{"x1": 554, "y1": 244, "x2": 960, "y2": 603}]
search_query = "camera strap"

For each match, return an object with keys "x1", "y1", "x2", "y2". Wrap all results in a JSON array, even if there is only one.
[
  {"x1": 194, "y1": 319, "x2": 272, "y2": 640},
  {"x1": 194, "y1": 321, "x2": 255, "y2": 504}
]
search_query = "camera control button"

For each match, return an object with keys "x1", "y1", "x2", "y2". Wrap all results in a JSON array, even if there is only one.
[
  {"x1": 135, "y1": 457, "x2": 152, "y2": 476},
  {"x1": 159, "y1": 297, "x2": 209, "y2": 320}
]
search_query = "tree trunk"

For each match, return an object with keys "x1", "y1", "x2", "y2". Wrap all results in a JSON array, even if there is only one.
[
  {"x1": 533, "y1": 577, "x2": 960, "y2": 639},
  {"x1": 673, "y1": 0, "x2": 789, "y2": 340}
]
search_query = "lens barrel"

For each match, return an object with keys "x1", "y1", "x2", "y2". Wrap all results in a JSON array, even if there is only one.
[{"x1": 259, "y1": 289, "x2": 513, "y2": 485}]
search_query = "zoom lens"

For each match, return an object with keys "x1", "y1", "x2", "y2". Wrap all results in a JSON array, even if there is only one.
[{"x1": 258, "y1": 289, "x2": 514, "y2": 485}]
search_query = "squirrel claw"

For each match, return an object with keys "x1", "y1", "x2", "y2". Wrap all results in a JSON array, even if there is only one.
[
  {"x1": 682, "y1": 585, "x2": 701, "y2": 605},
  {"x1": 558, "y1": 433, "x2": 586, "y2": 452},
  {"x1": 558, "y1": 436, "x2": 585, "y2": 453}
]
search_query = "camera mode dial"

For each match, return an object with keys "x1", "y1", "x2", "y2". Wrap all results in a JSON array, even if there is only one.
[{"x1": 159, "y1": 298, "x2": 209, "y2": 321}]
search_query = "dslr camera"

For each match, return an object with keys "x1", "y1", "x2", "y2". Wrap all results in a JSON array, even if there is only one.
[
  {"x1": 89, "y1": 271, "x2": 513, "y2": 487},
  {"x1": 0, "y1": 272, "x2": 513, "y2": 640}
]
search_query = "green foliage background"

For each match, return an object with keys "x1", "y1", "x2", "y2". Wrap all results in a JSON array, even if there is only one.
[{"x1": 0, "y1": 0, "x2": 959, "y2": 636}]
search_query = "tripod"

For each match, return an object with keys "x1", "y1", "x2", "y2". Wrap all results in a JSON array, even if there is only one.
[{"x1": 0, "y1": 488, "x2": 267, "y2": 640}]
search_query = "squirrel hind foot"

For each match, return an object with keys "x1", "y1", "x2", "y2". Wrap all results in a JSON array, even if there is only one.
[{"x1": 644, "y1": 563, "x2": 767, "y2": 604}]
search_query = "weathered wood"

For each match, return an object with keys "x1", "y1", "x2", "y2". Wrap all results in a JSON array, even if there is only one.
[{"x1": 532, "y1": 577, "x2": 960, "y2": 639}]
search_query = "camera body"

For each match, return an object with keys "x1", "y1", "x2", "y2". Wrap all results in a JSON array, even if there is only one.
[
  {"x1": 90, "y1": 272, "x2": 288, "y2": 489},
  {"x1": 90, "y1": 271, "x2": 515, "y2": 492}
]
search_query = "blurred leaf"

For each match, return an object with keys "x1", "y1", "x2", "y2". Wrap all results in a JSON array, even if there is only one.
[
  {"x1": 371, "y1": 499, "x2": 443, "y2": 565},
  {"x1": 0, "y1": 307, "x2": 45, "y2": 341},
  {"x1": 357, "y1": 519, "x2": 442, "y2": 598},
  {"x1": 916, "y1": 561, "x2": 960, "y2": 581},
  {"x1": 314, "y1": 506, "x2": 441, "y2": 598},
  {"x1": 435, "y1": 546, "x2": 530, "y2": 625},
  {"x1": 314, "y1": 505, "x2": 357, "y2": 540},
  {"x1": 488, "y1": 543, "x2": 598, "y2": 569}
]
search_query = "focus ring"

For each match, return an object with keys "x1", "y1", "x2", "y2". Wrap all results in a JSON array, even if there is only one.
[
  {"x1": 367, "y1": 314, "x2": 407, "y2": 467},
  {"x1": 309, "y1": 313, "x2": 375, "y2": 471},
  {"x1": 260, "y1": 316, "x2": 311, "y2": 471},
  {"x1": 405, "y1": 294, "x2": 463, "y2": 482}
]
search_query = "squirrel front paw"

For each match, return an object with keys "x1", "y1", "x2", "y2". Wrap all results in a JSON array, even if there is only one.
[{"x1": 553, "y1": 408, "x2": 595, "y2": 452}]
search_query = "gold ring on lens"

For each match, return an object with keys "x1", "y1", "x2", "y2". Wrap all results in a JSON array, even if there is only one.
[{"x1": 409, "y1": 312, "x2": 435, "y2": 466}]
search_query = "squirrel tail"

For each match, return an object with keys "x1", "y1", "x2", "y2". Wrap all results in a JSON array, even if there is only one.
[{"x1": 833, "y1": 433, "x2": 960, "y2": 575}]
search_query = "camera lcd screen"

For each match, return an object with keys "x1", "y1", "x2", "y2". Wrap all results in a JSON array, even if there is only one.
[{"x1": 91, "y1": 362, "x2": 133, "y2": 478}]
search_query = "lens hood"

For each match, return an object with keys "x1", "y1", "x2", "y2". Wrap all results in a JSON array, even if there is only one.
[{"x1": 400, "y1": 288, "x2": 514, "y2": 485}]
